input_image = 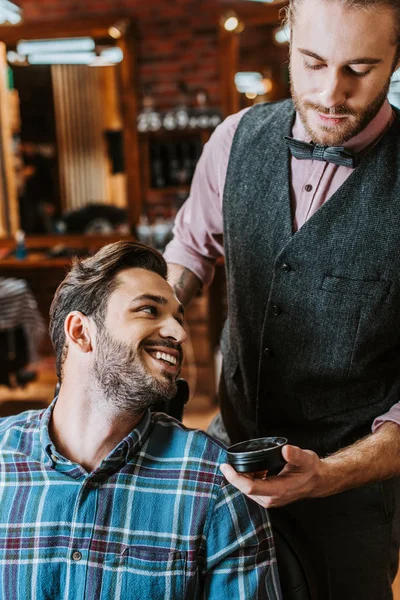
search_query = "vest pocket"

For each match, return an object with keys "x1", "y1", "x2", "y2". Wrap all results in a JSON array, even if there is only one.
[
  {"x1": 106, "y1": 546, "x2": 187, "y2": 599},
  {"x1": 321, "y1": 275, "x2": 391, "y2": 297}
]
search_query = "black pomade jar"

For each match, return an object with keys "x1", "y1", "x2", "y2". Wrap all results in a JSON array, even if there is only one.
[{"x1": 226, "y1": 436, "x2": 288, "y2": 475}]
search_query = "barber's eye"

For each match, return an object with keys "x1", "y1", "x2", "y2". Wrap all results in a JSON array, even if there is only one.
[
  {"x1": 304, "y1": 62, "x2": 325, "y2": 71},
  {"x1": 346, "y1": 66, "x2": 372, "y2": 78},
  {"x1": 141, "y1": 306, "x2": 157, "y2": 315}
]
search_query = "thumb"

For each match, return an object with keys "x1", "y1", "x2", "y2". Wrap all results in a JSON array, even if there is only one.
[{"x1": 282, "y1": 444, "x2": 304, "y2": 466}]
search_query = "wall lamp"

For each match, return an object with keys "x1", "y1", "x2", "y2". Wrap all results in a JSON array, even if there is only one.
[{"x1": 220, "y1": 11, "x2": 245, "y2": 33}]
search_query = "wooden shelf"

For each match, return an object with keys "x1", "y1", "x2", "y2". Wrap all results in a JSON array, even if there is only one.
[{"x1": 147, "y1": 186, "x2": 190, "y2": 196}]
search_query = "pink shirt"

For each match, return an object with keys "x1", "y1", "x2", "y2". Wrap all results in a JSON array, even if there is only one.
[{"x1": 164, "y1": 99, "x2": 397, "y2": 431}]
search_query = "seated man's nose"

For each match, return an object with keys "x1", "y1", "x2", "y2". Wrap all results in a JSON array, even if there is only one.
[{"x1": 160, "y1": 319, "x2": 187, "y2": 343}]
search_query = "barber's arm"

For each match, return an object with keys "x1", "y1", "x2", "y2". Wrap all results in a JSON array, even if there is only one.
[
  {"x1": 220, "y1": 421, "x2": 400, "y2": 508},
  {"x1": 164, "y1": 112, "x2": 244, "y2": 307},
  {"x1": 167, "y1": 263, "x2": 202, "y2": 307},
  {"x1": 203, "y1": 479, "x2": 282, "y2": 599}
]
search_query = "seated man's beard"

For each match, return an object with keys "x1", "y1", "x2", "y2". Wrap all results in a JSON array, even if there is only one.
[{"x1": 92, "y1": 326, "x2": 178, "y2": 414}]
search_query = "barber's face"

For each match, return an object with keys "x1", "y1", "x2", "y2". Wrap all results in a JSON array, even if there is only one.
[
  {"x1": 290, "y1": 0, "x2": 398, "y2": 145},
  {"x1": 92, "y1": 268, "x2": 186, "y2": 414}
]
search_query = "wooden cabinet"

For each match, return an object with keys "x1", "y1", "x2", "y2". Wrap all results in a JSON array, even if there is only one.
[{"x1": 138, "y1": 129, "x2": 213, "y2": 218}]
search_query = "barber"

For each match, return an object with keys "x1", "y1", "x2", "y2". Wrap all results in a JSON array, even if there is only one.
[{"x1": 165, "y1": 0, "x2": 400, "y2": 597}]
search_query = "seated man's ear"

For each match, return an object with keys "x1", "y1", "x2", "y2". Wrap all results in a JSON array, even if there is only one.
[{"x1": 64, "y1": 311, "x2": 93, "y2": 354}]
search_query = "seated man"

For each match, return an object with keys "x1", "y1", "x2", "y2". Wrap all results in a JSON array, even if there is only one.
[{"x1": 0, "y1": 241, "x2": 281, "y2": 599}]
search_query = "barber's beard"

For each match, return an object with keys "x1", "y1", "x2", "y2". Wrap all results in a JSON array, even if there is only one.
[
  {"x1": 92, "y1": 326, "x2": 178, "y2": 415},
  {"x1": 291, "y1": 77, "x2": 391, "y2": 146}
]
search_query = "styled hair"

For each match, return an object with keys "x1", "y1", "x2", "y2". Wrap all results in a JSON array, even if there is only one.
[
  {"x1": 284, "y1": 0, "x2": 400, "y2": 47},
  {"x1": 49, "y1": 241, "x2": 168, "y2": 380}
]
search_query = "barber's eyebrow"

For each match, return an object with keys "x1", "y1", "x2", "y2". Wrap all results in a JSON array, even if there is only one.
[
  {"x1": 131, "y1": 294, "x2": 184, "y2": 316},
  {"x1": 298, "y1": 48, "x2": 383, "y2": 65}
]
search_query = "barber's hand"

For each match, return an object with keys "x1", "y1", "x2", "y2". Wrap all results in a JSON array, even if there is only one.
[{"x1": 220, "y1": 445, "x2": 325, "y2": 508}]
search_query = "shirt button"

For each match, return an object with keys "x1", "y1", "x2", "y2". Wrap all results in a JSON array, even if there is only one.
[
  {"x1": 304, "y1": 184, "x2": 313, "y2": 192},
  {"x1": 281, "y1": 263, "x2": 291, "y2": 272},
  {"x1": 72, "y1": 551, "x2": 82, "y2": 562},
  {"x1": 272, "y1": 305, "x2": 281, "y2": 316},
  {"x1": 263, "y1": 348, "x2": 272, "y2": 358},
  {"x1": 50, "y1": 454, "x2": 58, "y2": 462}
]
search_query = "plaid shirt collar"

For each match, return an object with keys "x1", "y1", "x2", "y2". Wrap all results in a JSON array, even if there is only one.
[{"x1": 39, "y1": 399, "x2": 153, "y2": 481}]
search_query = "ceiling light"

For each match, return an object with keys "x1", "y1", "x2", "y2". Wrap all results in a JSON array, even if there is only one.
[
  {"x1": 274, "y1": 24, "x2": 290, "y2": 44},
  {"x1": 100, "y1": 47, "x2": 123, "y2": 63},
  {"x1": 6, "y1": 50, "x2": 26, "y2": 64},
  {"x1": 28, "y1": 52, "x2": 96, "y2": 65},
  {"x1": 0, "y1": 0, "x2": 22, "y2": 24},
  {"x1": 89, "y1": 48, "x2": 124, "y2": 67},
  {"x1": 235, "y1": 71, "x2": 262, "y2": 92},
  {"x1": 17, "y1": 37, "x2": 95, "y2": 55}
]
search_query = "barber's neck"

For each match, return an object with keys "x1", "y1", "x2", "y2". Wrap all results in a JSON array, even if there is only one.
[{"x1": 51, "y1": 366, "x2": 143, "y2": 473}]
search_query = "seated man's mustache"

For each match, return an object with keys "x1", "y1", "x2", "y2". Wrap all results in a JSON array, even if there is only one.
[{"x1": 141, "y1": 338, "x2": 183, "y2": 362}]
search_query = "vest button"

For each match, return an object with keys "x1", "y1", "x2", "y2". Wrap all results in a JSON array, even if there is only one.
[
  {"x1": 272, "y1": 305, "x2": 281, "y2": 316},
  {"x1": 72, "y1": 550, "x2": 82, "y2": 562},
  {"x1": 281, "y1": 263, "x2": 291, "y2": 272},
  {"x1": 263, "y1": 348, "x2": 272, "y2": 358},
  {"x1": 305, "y1": 184, "x2": 313, "y2": 192}
]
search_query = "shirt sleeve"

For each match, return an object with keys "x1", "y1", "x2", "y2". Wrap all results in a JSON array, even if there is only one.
[
  {"x1": 163, "y1": 109, "x2": 250, "y2": 286},
  {"x1": 202, "y1": 481, "x2": 282, "y2": 599},
  {"x1": 372, "y1": 403, "x2": 400, "y2": 432}
]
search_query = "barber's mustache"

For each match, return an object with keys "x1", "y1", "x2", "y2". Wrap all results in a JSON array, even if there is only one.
[
  {"x1": 303, "y1": 101, "x2": 356, "y2": 117},
  {"x1": 142, "y1": 339, "x2": 184, "y2": 363}
]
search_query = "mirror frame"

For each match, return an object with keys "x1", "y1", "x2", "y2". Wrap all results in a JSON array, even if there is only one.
[
  {"x1": 219, "y1": 2, "x2": 288, "y2": 116},
  {"x1": 0, "y1": 15, "x2": 141, "y2": 235}
]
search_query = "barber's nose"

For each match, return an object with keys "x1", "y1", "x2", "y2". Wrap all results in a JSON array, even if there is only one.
[
  {"x1": 318, "y1": 70, "x2": 348, "y2": 108},
  {"x1": 159, "y1": 318, "x2": 187, "y2": 344}
]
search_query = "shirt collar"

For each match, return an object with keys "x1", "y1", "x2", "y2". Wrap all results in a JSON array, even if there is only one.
[
  {"x1": 40, "y1": 398, "x2": 153, "y2": 480},
  {"x1": 292, "y1": 99, "x2": 394, "y2": 152}
]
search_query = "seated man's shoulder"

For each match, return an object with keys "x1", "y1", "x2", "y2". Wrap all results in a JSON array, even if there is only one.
[
  {"x1": 149, "y1": 412, "x2": 227, "y2": 476},
  {"x1": 0, "y1": 408, "x2": 43, "y2": 444}
]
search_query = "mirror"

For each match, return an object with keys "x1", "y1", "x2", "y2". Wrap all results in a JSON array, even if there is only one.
[
  {"x1": 219, "y1": 3, "x2": 291, "y2": 116},
  {"x1": 0, "y1": 16, "x2": 140, "y2": 237}
]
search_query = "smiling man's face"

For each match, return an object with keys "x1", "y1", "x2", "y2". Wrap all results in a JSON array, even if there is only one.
[
  {"x1": 92, "y1": 268, "x2": 186, "y2": 414},
  {"x1": 290, "y1": 0, "x2": 398, "y2": 145}
]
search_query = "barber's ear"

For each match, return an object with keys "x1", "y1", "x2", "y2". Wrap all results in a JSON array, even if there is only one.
[{"x1": 64, "y1": 311, "x2": 93, "y2": 353}]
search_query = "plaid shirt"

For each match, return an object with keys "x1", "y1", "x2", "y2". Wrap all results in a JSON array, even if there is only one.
[{"x1": 0, "y1": 402, "x2": 282, "y2": 599}]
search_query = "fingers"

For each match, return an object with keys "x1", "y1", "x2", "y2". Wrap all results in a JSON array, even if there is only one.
[{"x1": 220, "y1": 463, "x2": 280, "y2": 496}]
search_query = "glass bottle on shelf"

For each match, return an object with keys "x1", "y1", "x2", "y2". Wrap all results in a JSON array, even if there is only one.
[{"x1": 137, "y1": 85, "x2": 162, "y2": 132}]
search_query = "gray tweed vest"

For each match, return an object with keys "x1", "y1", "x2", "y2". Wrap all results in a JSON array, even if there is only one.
[{"x1": 221, "y1": 99, "x2": 400, "y2": 456}]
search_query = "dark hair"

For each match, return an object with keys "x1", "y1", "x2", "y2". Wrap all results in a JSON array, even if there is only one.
[
  {"x1": 49, "y1": 241, "x2": 167, "y2": 380},
  {"x1": 284, "y1": 0, "x2": 400, "y2": 47}
]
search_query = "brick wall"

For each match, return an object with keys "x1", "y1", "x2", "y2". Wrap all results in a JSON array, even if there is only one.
[{"x1": 16, "y1": 0, "x2": 221, "y2": 110}]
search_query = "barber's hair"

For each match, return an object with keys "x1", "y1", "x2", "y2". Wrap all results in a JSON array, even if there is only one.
[
  {"x1": 284, "y1": 0, "x2": 400, "y2": 47},
  {"x1": 49, "y1": 241, "x2": 168, "y2": 380}
]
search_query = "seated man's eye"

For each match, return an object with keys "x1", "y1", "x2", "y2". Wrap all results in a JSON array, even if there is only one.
[{"x1": 141, "y1": 306, "x2": 157, "y2": 315}]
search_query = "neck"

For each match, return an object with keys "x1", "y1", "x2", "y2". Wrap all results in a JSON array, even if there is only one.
[{"x1": 50, "y1": 379, "x2": 143, "y2": 472}]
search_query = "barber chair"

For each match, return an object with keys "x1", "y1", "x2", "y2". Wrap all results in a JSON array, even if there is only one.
[
  {"x1": 0, "y1": 326, "x2": 36, "y2": 388},
  {"x1": 53, "y1": 377, "x2": 322, "y2": 598}
]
